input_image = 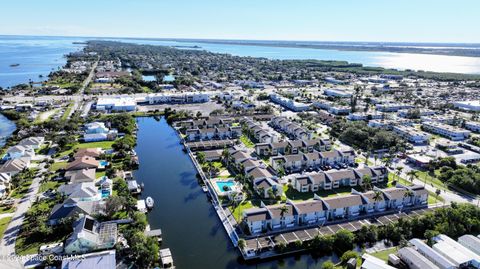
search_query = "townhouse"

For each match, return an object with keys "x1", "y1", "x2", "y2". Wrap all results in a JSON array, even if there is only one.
[
  {"x1": 292, "y1": 166, "x2": 388, "y2": 193},
  {"x1": 465, "y1": 121, "x2": 480, "y2": 132},
  {"x1": 376, "y1": 103, "x2": 413, "y2": 112},
  {"x1": 271, "y1": 149, "x2": 355, "y2": 173},
  {"x1": 392, "y1": 125, "x2": 431, "y2": 144},
  {"x1": 269, "y1": 116, "x2": 312, "y2": 140},
  {"x1": 347, "y1": 112, "x2": 384, "y2": 121},
  {"x1": 243, "y1": 185, "x2": 428, "y2": 235},
  {"x1": 185, "y1": 126, "x2": 242, "y2": 141},
  {"x1": 242, "y1": 117, "x2": 279, "y2": 143},
  {"x1": 422, "y1": 122, "x2": 470, "y2": 141}
]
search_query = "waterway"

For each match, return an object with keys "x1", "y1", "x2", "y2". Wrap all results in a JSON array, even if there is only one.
[
  {"x1": 0, "y1": 114, "x2": 16, "y2": 148},
  {"x1": 133, "y1": 117, "x2": 337, "y2": 269},
  {"x1": 2, "y1": 35, "x2": 480, "y2": 88}
]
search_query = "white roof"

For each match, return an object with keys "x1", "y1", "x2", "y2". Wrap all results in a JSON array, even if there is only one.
[
  {"x1": 433, "y1": 241, "x2": 472, "y2": 266},
  {"x1": 361, "y1": 254, "x2": 396, "y2": 269},
  {"x1": 409, "y1": 238, "x2": 456, "y2": 269}
]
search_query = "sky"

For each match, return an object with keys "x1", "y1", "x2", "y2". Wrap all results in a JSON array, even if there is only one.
[{"x1": 1, "y1": 0, "x2": 479, "y2": 43}]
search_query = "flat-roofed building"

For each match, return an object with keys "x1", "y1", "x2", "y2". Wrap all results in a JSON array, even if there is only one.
[
  {"x1": 398, "y1": 247, "x2": 440, "y2": 269},
  {"x1": 409, "y1": 238, "x2": 456, "y2": 269},
  {"x1": 422, "y1": 122, "x2": 470, "y2": 141},
  {"x1": 458, "y1": 234, "x2": 480, "y2": 256}
]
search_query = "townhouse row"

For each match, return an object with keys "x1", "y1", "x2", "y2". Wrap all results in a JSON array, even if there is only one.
[
  {"x1": 269, "y1": 93, "x2": 311, "y2": 112},
  {"x1": 392, "y1": 125, "x2": 431, "y2": 144},
  {"x1": 270, "y1": 149, "x2": 355, "y2": 173},
  {"x1": 269, "y1": 116, "x2": 313, "y2": 140},
  {"x1": 243, "y1": 184, "x2": 429, "y2": 234},
  {"x1": 292, "y1": 166, "x2": 388, "y2": 192},
  {"x1": 177, "y1": 117, "x2": 236, "y2": 130},
  {"x1": 255, "y1": 138, "x2": 332, "y2": 157},
  {"x1": 422, "y1": 122, "x2": 470, "y2": 141},
  {"x1": 241, "y1": 117, "x2": 279, "y2": 144},
  {"x1": 185, "y1": 126, "x2": 242, "y2": 142}
]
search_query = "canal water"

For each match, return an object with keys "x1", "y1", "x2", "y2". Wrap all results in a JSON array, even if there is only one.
[
  {"x1": 133, "y1": 117, "x2": 337, "y2": 269},
  {"x1": 0, "y1": 114, "x2": 16, "y2": 148}
]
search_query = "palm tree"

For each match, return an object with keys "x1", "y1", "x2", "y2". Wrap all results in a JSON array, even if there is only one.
[
  {"x1": 406, "y1": 170, "x2": 418, "y2": 183},
  {"x1": 404, "y1": 190, "x2": 414, "y2": 204},
  {"x1": 279, "y1": 205, "x2": 289, "y2": 217},
  {"x1": 362, "y1": 175, "x2": 373, "y2": 191},
  {"x1": 435, "y1": 188, "x2": 441, "y2": 204},
  {"x1": 395, "y1": 166, "x2": 404, "y2": 182},
  {"x1": 221, "y1": 147, "x2": 230, "y2": 164}
]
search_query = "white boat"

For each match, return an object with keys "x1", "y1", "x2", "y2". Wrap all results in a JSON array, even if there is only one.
[
  {"x1": 202, "y1": 185, "x2": 208, "y2": 193},
  {"x1": 145, "y1": 196, "x2": 154, "y2": 209}
]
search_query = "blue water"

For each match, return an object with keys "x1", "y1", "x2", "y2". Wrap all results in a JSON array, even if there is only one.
[
  {"x1": 162, "y1": 74, "x2": 175, "y2": 82},
  {"x1": 0, "y1": 114, "x2": 16, "y2": 148},
  {"x1": 142, "y1": 75, "x2": 156, "y2": 82},
  {"x1": 99, "y1": 160, "x2": 109, "y2": 166},
  {"x1": 0, "y1": 35, "x2": 85, "y2": 88},
  {"x1": 216, "y1": 180, "x2": 235, "y2": 192},
  {"x1": 2, "y1": 35, "x2": 480, "y2": 89}
]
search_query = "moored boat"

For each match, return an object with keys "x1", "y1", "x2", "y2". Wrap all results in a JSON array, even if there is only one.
[{"x1": 146, "y1": 196, "x2": 154, "y2": 209}]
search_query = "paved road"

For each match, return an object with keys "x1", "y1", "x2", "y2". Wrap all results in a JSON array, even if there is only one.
[{"x1": 0, "y1": 176, "x2": 41, "y2": 267}]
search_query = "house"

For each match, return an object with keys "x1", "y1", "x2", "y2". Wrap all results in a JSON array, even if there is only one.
[
  {"x1": 5, "y1": 145, "x2": 35, "y2": 160},
  {"x1": 48, "y1": 198, "x2": 103, "y2": 225},
  {"x1": 324, "y1": 194, "x2": 364, "y2": 219},
  {"x1": 271, "y1": 154, "x2": 304, "y2": 172},
  {"x1": 58, "y1": 182, "x2": 100, "y2": 201},
  {"x1": 0, "y1": 157, "x2": 30, "y2": 176},
  {"x1": 74, "y1": 148, "x2": 102, "y2": 159},
  {"x1": 66, "y1": 157, "x2": 100, "y2": 171},
  {"x1": 83, "y1": 122, "x2": 118, "y2": 142},
  {"x1": 360, "y1": 190, "x2": 387, "y2": 213},
  {"x1": 18, "y1": 136, "x2": 44, "y2": 149},
  {"x1": 397, "y1": 247, "x2": 440, "y2": 269},
  {"x1": 326, "y1": 169, "x2": 358, "y2": 189},
  {"x1": 293, "y1": 199, "x2": 328, "y2": 226},
  {"x1": 246, "y1": 167, "x2": 272, "y2": 183},
  {"x1": 253, "y1": 178, "x2": 282, "y2": 198},
  {"x1": 64, "y1": 215, "x2": 117, "y2": 254},
  {"x1": 61, "y1": 250, "x2": 116, "y2": 269},
  {"x1": 65, "y1": 168, "x2": 96, "y2": 184},
  {"x1": 0, "y1": 173, "x2": 11, "y2": 188}
]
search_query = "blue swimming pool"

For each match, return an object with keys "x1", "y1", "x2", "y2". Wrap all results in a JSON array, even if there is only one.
[
  {"x1": 99, "y1": 160, "x2": 109, "y2": 166},
  {"x1": 216, "y1": 181, "x2": 235, "y2": 193}
]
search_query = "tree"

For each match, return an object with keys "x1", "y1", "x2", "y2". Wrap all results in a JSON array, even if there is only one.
[
  {"x1": 407, "y1": 170, "x2": 418, "y2": 183},
  {"x1": 321, "y1": 261, "x2": 335, "y2": 269},
  {"x1": 197, "y1": 152, "x2": 206, "y2": 164},
  {"x1": 362, "y1": 175, "x2": 373, "y2": 191},
  {"x1": 238, "y1": 239, "x2": 246, "y2": 250},
  {"x1": 105, "y1": 195, "x2": 126, "y2": 218},
  {"x1": 341, "y1": 250, "x2": 358, "y2": 264},
  {"x1": 333, "y1": 229, "x2": 355, "y2": 254}
]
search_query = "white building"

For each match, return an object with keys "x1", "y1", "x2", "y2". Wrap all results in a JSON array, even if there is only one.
[
  {"x1": 458, "y1": 235, "x2": 480, "y2": 256},
  {"x1": 392, "y1": 125, "x2": 430, "y2": 144},
  {"x1": 324, "y1": 88, "x2": 353, "y2": 98},
  {"x1": 347, "y1": 112, "x2": 384, "y2": 121},
  {"x1": 145, "y1": 93, "x2": 209, "y2": 104},
  {"x1": 422, "y1": 122, "x2": 470, "y2": 141},
  {"x1": 465, "y1": 121, "x2": 480, "y2": 132},
  {"x1": 270, "y1": 94, "x2": 310, "y2": 112},
  {"x1": 376, "y1": 103, "x2": 413, "y2": 112},
  {"x1": 96, "y1": 97, "x2": 136, "y2": 112},
  {"x1": 453, "y1": 100, "x2": 480, "y2": 111},
  {"x1": 433, "y1": 234, "x2": 480, "y2": 268},
  {"x1": 409, "y1": 238, "x2": 456, "y2": 269}
]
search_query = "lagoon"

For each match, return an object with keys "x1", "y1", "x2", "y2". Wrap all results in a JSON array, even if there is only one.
[{"x1": 0, "y1": 114, "x2": 16, "y2": 148}]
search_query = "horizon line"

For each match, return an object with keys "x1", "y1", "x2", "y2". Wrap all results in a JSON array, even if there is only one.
[{"x1": 1, "y1": 33, "x2": 480, "y2": 46}]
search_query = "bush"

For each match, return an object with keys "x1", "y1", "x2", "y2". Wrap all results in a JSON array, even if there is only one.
[{"x1": 341, "y1": 250, "x2": 358, "y2": 264}]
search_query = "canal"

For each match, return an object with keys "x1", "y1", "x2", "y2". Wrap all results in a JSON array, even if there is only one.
[
  {"x1": 0, "y1": 114, "x2": 16, "y2": 148},
  {"x1": 133, "y1": 117, "x2": 337, "y2": 269}
]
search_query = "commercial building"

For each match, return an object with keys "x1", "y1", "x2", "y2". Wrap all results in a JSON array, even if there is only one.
[
  {"x1": 145, "y1": 92, "x2": 209, "y2": 104},
  {"x1": 270, "y1": 94, "x2": 310, "y2": 112},
  {"x1": 324, "y1": 88, "x2": 353, "y2": 98},
  {"x1": 95, "y1": 97, "x2": 136, "y2": 112},
  {"x1": 453, "y1": 100, "x2": 480, "y2": 112},
  {"x1": 392, "y1": 125, "x2": 430, "y2": 144}
]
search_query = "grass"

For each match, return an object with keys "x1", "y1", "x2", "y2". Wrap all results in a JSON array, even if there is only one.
[
  {"x1": 428, "y1": 190, "x2": 445, "y2": 204},
  {"x1": 61, "y1": 102, "x2": 74, "y2": 121},
  {"x1": 0, "y1": 205, "x2": 15, "y2": 214},
  {"x1": 369, "y1": 247, "x2": 398, "y2": 262},
  {"x1": 229, "y1": 201, "x2": 254, "y2": 222},
  {"x1": 58, "y1": 140, "x2": 116, "y2": 157},
  {"x1": 240, "y1": 134, "x2": 255, "y2": 148},
  {"x1": 49, "y1": 161, "x2": 67, "y2": 172},
  {"x1": 9, "y1": 179, "x2": 33, "y2": 199},
  {"x1": 415, "y1": 170, "x2": 447, "y2": 190},
  {"x1": 283, "y1": 184, "x2": 351, "y2": 201},
  {"x1": 0, "y1": 217, "x2": 12, "y2": 239},
  {"x1": 95, "y1": 171, "x2": 106, "y2": 178},
  {"x1": 39, "y1": 180, "x2": 61, "y2": 193}
]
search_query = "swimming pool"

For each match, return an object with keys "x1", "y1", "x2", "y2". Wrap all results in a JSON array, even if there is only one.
[
  {"x1": 99, "y1": 160, "x2": 109, "y2": 166},
  {"x1": 215, "y1": 181, "x2": 235, "y2": 193}
]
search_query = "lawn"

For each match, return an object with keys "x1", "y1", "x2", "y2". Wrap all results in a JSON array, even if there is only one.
[
  {"x1": 369, "y1": 247, "x2": 398, "y2": 262},
  {"x1": 61, "y1": 102, "x2": 74, "y2": 121},
  {"x1": 58, "y1": 140, "x2": 116, "y2": 157},
  {"x1": 0, "y1": 205, "x2": 15, "y2": 214},
  {"x1": 9, "y1": 179, "x2": 33, "y2": 199},
  {"x1": 428, "y1": 190, "x2": 445, "y2": 204},
  {"x1": 240, "y1": 135, "x2": 255, "y2": 148},
  {"x1": 49, "y1": 161, "x2": 67, "y2": 172},
  {"x1": 229, "y1": 201, "x2": 254, "y2": 222},
  {"x1": 283, "y1": 184, "x2": 354, "y2": 201},
  {"x1": 0, "y1": 217, "x2": 12, "y2": 239},
  {"x1": 39, "y1": 180, "x2": 61, "y2": 193},
  {"x1": 416, "y1": 170, "x2": 447, "y2": 190},
  {"x1": 95, "y1": 171, "x2": 106, "y2": 178}
]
